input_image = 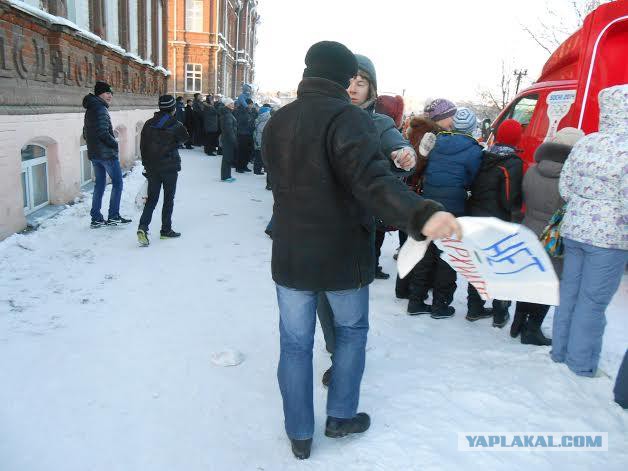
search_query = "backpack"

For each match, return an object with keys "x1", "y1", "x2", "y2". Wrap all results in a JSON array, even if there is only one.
[{"x1": 539, "y1": 205, "x2": 566, "y2": 258}]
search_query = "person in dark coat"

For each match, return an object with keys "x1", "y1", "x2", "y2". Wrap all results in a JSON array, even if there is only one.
[
  {"x1": 218, "y1": 98, "x2": 238, "y2": 182},
  {"x1": 136, "y1": 95, "x2": 190, "y2": 246},
  {"x1": 83, "y1": 81, "x2": 131, "y2": 227},
  {"x1": 615, "y1": 350, "x2": 628, "y2": 409},
  {"x1": 466, "y1": 119, "x2": 524, "y2": 327},
  {"x1": 175, "y1": 96, "x2": 186, "y2": 149},
  {"x1": 407, "y1": 107, "x2": 483, "y2": 319},
  {"x1": 511, "y1": 127, "x2": 584, "y2": 345},
  {"x1": 201, "y1": 96, "x2": 220, "y2": 155},
  {"x1": 183, "y1": 99, "x2": 194, "y2": 149},
  {"x1": 234, "y1": 98, "x2": 257, "y2": 172},
  {"x1": 262, "y1": 41, "x2": 460, "y2": 460},
  {"x1": 192, "y1": 93, "x2": 204, "y2": 146}
]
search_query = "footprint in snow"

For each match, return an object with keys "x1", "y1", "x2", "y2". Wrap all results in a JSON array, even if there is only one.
[{"x1": 211, "y1": 350, "x2": 245, "y2": 367}]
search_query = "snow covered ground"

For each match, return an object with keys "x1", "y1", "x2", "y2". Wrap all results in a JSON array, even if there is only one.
[{"x1": 1, "y1": 148, "x2": 626, "y2": 471}]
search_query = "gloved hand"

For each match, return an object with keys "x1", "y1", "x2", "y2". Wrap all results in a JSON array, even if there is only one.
[
  {"x1": 419, "y1": 132, "x2": 436, "y2": 157},
  {"x1": 391, "y1": 146, "x2": 417, "y2": 170}
]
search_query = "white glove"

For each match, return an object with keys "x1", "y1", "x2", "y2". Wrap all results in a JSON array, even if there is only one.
[{"x1": 419, "y1": 132, "x2": 437, "y2": 157}]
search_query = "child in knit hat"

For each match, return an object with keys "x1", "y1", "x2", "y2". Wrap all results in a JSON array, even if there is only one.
[{"x1": 405, "y1": 107, "x2": 483, "y2": 319}]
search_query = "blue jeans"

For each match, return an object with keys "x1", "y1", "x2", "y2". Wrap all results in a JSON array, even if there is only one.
[
  {"x1": 90, "y1": 158, "x2": 123, "y2": 221},
  {"x1": 551, "y1": 238, "x2": 627, "y2": 376},
  {"x1": 276, "y1": 284, "x2": 369, "y2": 440}
]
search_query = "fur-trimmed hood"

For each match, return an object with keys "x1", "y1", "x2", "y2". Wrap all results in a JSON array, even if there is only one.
[
  {"x1": 534, "y1": 141, "x2": 572, "y2": 164},
  {"x1": 406, "y1": 116, "x2": 441, "y2": 151}
]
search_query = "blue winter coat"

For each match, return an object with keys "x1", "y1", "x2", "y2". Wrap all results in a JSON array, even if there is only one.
[{"x1": 422, "y1": 132, "x2": 483, "y2": 216}]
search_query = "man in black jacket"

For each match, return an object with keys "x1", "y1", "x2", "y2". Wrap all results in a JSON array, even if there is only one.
[
  {"x1": 263, "y1": 41, "x2": 461, "y2": 460},
  {"x1": 136, "y1": 95, "x2": 190, "y2": 247},
  {"x1": 234, "y1": 98, "x2": 257, "y2": 172},
  {"x1": 218, "y1": 98, "x2": 238, "y2": 182},
  {"x1": 83, "y1": 81, "x2": 131, "y2": 228},
  {"x1": 201, "y1": 96, "x2": 219, "y2": 155}
]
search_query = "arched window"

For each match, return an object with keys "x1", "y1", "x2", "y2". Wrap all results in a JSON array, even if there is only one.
[
  {"x1": 79, "y1": 136, "x2": 94, "y2": 187},
  {"x1": 21, "y1": 144, "x2": 49, "y2": 214}
]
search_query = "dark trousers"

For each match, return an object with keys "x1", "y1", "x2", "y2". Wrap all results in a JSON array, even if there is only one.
[
  {"x1": 221, "y1": 142, "x2": 236, "y2": 180},
  {"x1": 236, "y1": 134, "x2": 253, "y2": 170},
  {"x1": 253, "y1": 149, "x2": 264, "y2": 173},
  {"x1": 204, "y1": 131, "x2": 219, "y2": 154},
  {"x1": 139, "y1": 171, "x2": 178, "y2": 233},
  {"x1": 614, "y1": 350, "x2": 628, "y2": 409},
  {"x1": 375, "y1": 229, "x2": 386, "y2": 268},
  {"x1": 317, "y1": 292, "x2": 336, "y2": 355},
  {"x1": 408, "y1": 242, "x2": 457, "y2": 307}
]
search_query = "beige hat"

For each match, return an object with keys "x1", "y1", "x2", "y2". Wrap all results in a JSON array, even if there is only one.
[
  {"x1": 552, "y1": 127, "x2": 585, "y2": 146},
  {"x1": 222, "y1": 97, "x2": 234, "y2": 107}
]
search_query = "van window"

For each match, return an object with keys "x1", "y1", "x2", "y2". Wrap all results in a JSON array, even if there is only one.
[{"x1": 509, "y1": 95, "x2": 539, "y2": 126}]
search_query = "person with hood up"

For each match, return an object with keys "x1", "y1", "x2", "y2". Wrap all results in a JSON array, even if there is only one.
[
  {"x1": 405, "y1": 107, "x2": 483, "y2": 319},
  {"x1": 136, "y1": 95, "x2": 190, "y2": 246},
  {"x1": 316, "y1": 53, "x2": 417, "y2": 388},
  {"x1": 83, "y1": 81, "x2": 132, "y2": 228},
  {"x1": 552, "y1": 84, "x2": 628, "y2": 377},
  {"x1": 253, "y1": 104, "x2": 272, "y2": 175},
  {"x1": 263, "y1": 40, "x2": 459, "y2": 460},
  {"x1": 465, "y1": 119, "x2": 524, "y2": 328},
  {"x1": 236, "y1": 83, "x2": 254, "y2": 109},
  {"x1": 510, "y1": 127, "x2": 585, "y2": 346},
  {"x1": 218, "y1": 97, "x2": 238, "y2": 182}
]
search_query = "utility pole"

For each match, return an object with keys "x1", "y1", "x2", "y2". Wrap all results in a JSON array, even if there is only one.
[{"x1": 513, "y1": 69, "x2": 528, "y2": 95}]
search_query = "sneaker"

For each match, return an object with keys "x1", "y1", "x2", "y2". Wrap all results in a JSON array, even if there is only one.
[
  {"x1": 466, "y1": 307, "x2": 493, "y2": 322},
  {"x1": 137, "y1": 229, "x2": 149, "y2": 247},
  {"x1": 290, "y1": 438, "x2": 312, "y2": 460},
  {"x1": 322, "y1": 367, "x2": 331, "y2": 387},
  {"x1": 221, "y1": 177, "x2": 236, "y2": 183},
  {"x1": 90, "y1": 219, "x2": 106, "y2": 228},
  {"x1": 430, "y1": 305, "x2": 455, "y2": 319},
  {"x1": 107, "y1": 215, "x2": 132, "y2": 224},
  {"x1": 325, "y1": 413, "x2": 371, "y2": 438},
  {"x1": 160, "y1": 230, "x2": 181, "y2": 239},
  {"x1": 374, "y1": 266, "x2": 390, "y2": 280},
  {"x1": 407, "y1": 300, "x2": 431, "y2": 316}
]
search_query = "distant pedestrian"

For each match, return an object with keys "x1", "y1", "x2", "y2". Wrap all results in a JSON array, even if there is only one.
[{"x1": 219, "y1": 98, "x2": 238, "y2": 182}]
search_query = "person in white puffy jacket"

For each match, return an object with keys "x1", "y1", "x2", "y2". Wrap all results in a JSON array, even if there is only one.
[{"x1": 552, "y1": 84, "x2": 628, "y2": 377}]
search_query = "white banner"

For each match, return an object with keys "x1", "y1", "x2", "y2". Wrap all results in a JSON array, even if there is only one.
[{"x1": 397, "y1": 217, "x2": 559, "y2": 306}]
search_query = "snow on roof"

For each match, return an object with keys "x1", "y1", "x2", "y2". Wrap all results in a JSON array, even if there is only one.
[{"x1": 6, "y1": 0, "x2": 171, "y2": 76}]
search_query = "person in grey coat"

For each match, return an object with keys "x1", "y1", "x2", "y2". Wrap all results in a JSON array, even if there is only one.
[
  {"x1": 317, "y1": 53, "x2": 417, "y2": 386},
  {"x1": 511, "y1": 127, "x2": 585, "y2": 346}
]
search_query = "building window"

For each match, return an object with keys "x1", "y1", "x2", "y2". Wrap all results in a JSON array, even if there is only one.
[
  {"x1": 156, "y1": 0, "x2": 163, "y2": 66},
  {"x1": 79, "y1": 137, "x2": 94, "y2": 187},
  {"x1": 21, "y1": 144, "x2": 49, "y2": 214},
  {"x1": 129, "y1": 0, "x2": 139, "y2": 55},
  {"x1": 186, "y1": 63, "x2": 202, "y2": 92},
  {"x1": 105, "y1": 1, "x2": 119, "y2": 45},
  {"x1": 186, "y1": 0, "x2": 203, "y2": 32}
]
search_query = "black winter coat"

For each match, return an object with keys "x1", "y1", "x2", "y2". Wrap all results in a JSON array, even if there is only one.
[
  {"x1": 262, "y1": 78, "x2": 442, "y2": 291},
  {"x1": 219, "y1": 107, "x2": 238, "y2": 146},
  {"x1": 82, "y1": 94, "x2": 118, "y2": 161},
  {"x1": 184, "y1": 105, "x2": 194, "y2": 131},
  {"x1": 234, "y1": 107, "x2": 256, "y2": 135},
  {"x1": 140, "y1": 112, "x2": 189, "y2": 173},
  {"x1": 468, "y1": 148, "x2": 523, "y2": 221},
  {"x1": 201, "y1": 102, "x2": 219, "y2": 132}
]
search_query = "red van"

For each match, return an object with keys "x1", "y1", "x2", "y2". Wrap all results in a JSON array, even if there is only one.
[{"x1": 490, "y1": 0, "x2": 628, "y2": 168}]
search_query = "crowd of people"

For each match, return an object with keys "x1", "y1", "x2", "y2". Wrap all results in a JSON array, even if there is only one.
[{"x1": 80, "y1": 40, "x2": 627, "y2": 460}]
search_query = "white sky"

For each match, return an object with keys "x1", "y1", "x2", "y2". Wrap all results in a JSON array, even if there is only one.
[{"x1": 254, "y1": 0, "x2": 574, "y2": 108}]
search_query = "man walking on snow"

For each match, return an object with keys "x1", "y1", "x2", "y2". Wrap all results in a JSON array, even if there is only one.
[
  {"x1": 262, "y1": 40, "x2": 461, "y2": 460},
  {"x1": 136, "y1": 95, "x2": 189, "y2": 246}
]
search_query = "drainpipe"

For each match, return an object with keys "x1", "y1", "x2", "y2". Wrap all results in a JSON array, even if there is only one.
[
  {"x1": 173, "y1": 0, "x2": 177, "y2": 94},
  {"x1": 234, "y1": 4, "x2": 241, "y2": 98}
]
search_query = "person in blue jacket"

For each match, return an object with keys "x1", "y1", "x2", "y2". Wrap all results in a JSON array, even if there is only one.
[{"x1": 407, "y1": 107, "x2": 482, "y2": 319}]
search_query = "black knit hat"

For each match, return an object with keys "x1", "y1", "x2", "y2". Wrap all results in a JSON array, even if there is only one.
[
  {"x1": 94, "y1": 81, "x2": 112, "y2": 96},
  {"x1": 303, "y1": 41, "x2": 358, "y2": 89},
  {"x1": 158, "y1": 94, "x2": 176, "y2": 112}
]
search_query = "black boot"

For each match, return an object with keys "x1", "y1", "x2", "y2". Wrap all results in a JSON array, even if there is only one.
[
  {"x1": 466, "y1": 306, "x2": 493, "y2": 322},
  {"x1": 521, "y1": 312, "x2": 552, "y2": 346},
  {"x1": 322, "y1": 367, "x2": 331, "y2": 387},
  {"x1": 407, "y1": 299, "x2": 431, "y2": 315},
  {"x1": 510, "y1": 309, "x2": 528, "y2": 338},
  {"x1": 492, "y1": 300, "x2": 511, "y2": 328},
  {"x1": 375, "y1": 266, "x2": 390, "y2": 280},
  {"x1": 325, "y1": 413, "x2": 371, "y2": 438},
  {"x1": 290, "y1": 438, "x2": 312, "y2": 459}
]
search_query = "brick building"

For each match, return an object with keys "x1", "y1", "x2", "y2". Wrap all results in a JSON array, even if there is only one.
[
  {"x1": 168, "y1": 0, "x2": 259, "y2": 98},
  {"x1": 0, "y1": 0, "x2": 169, "y2": 240}
]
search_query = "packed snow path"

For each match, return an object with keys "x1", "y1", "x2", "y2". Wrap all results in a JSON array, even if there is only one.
[{"x1": 1, "y1": 148, "x2": 626, "y2": 471}]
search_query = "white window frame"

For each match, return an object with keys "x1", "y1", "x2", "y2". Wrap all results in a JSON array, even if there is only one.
[
  {"x1": 79, "y1": 140, "x2": 94, "y2": 187},
  {"x1": 21, "y1": 145, "x2": 49, "y2": 214},
  {"x1": 186, "y1": 0, "x2": 204, "y2": 32},
  {"x1": 129, "y1": 0, "x2": 139, "y2": 55},
  {"x1": 105, "y1": 1, "x2": 119, "y2": 46},
  {"x1": 185, "y1": 63, "x2": 202, "y2": 93}
]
